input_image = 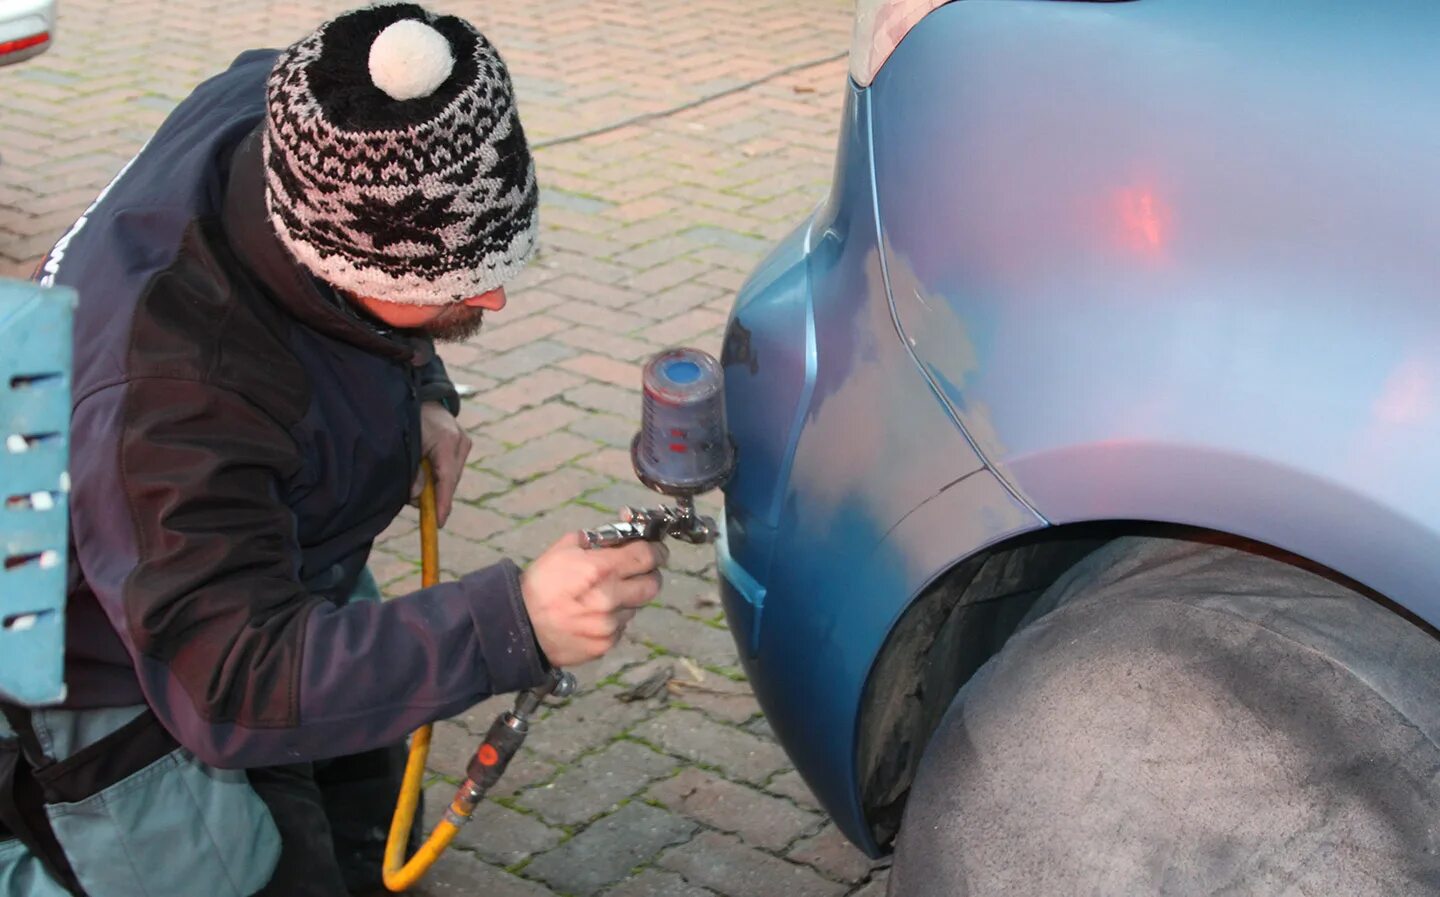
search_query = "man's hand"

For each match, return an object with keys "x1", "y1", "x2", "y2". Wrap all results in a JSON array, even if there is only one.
[
  {"x1": 521, "y1": 534, "x2": 668, "y2": 667},
  {"x1": 414, "y1": 401, "x2": 472, "y2": 528}
]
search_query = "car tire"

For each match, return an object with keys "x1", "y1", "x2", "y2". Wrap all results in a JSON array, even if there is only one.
[{"x1": 888, "y1": 535, "x2": 1440, "y2": 897}]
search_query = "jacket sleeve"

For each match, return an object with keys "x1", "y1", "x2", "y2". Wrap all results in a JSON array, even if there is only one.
[
  {"x1": 415, "y1": 342, "x2": 460, "y2": 415},
  {"x1": 69, "y1": 377, "x2": 548, "y2": 768}
]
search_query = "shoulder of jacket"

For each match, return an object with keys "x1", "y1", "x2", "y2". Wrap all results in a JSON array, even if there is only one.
[{"x1": 127, "y1": 217, "x2": 310, "y2": 428}]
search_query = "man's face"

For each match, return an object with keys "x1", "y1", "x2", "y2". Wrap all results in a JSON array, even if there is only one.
[{"x1": 349, "y1": 288, "x2": 507, "y2": 342}]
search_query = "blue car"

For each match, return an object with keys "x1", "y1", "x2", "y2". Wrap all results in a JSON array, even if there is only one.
[{"x1": 718, "y1": 1, "x2": 1440, "y2": 892}]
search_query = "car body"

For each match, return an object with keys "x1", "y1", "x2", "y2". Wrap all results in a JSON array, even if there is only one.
[
  {"x1": 0, "y1": 0, "x2": 54, "y2": 66},
  {"x1": 718, "y1": 0, "x2": 1440, "y2": 857}
]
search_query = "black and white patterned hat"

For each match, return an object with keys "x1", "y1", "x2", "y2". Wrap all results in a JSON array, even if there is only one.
[{"x1": 263, "y1": 3, "x2": 538, "y2": 306}]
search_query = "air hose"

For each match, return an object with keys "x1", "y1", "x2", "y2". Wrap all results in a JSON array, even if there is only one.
[{"x1": 381, "y1": 461, "x2": 574, "y2": 892}]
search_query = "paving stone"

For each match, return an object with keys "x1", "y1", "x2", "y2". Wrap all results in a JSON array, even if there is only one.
[
  {"x1": 667, "y1": 546, "x2": 718, "y2": 578},
  {"x1": 659, "y1": 831, "x2": 846, "y2": 897},
  {"x1": 648, "y1": 768, "x2": 821, "y2": 851},
  {"x1": 657, "y1": 572, "x2": 724, "y2": 616},
  {"x1": 744, "y1": 716, "x2": 777, "y2": 741},
  {"x1": 626, "y1": 607, "x2": 741, "y2": 671},
  {"x1": 765, "y1": 770, "x2": 823, "y2": 812},
  {"x1": 788, "y1": 824, "x2": 877, "y2": 884},
  {"x1": 483, "y1": 368, "x2": 587, "y2": 414},
  {"x1": 483, "y1": 401, "x2": 588, "y2": 447},
  {"x1": 565, "y1": 410, "x2": 639, "y2": 448},
  {"x1": 525, "y1": 803, "x2": 698, "y2": 897},
  {"x1": 422, "y1": 782, "x2": 562, "y2": 867},
  {"x1": 444, "y1": 501, "x2": 512, "y2": 543},
  {"x1": 618, "y1": 657, "x2": 677, "y2": 690},
  {"x1": 559, "y1": 353, "x2": 644, "y2": 387},
  {"x1": 625, "y1": 281, "x2": 728, "y2": 319},
  {"x1": 627, "y1": 259, "x2": 716, "y2": 295},
  {"x1": 489, "y1": 505, "x2": 605, "y2": 562},
  {"x1": 568, "y1": 381, "x2": 643, "y2": 417},
  {"x1": 463, "y1": 432, "x2": 508, "y2": 466},
  {"x1": 601, "y1": 869, "x2": 719, "y2": 897},
  {"x1": 436, "y1": 341, "x2": 491, "y2": 372},
  {"x1": 641, "y1": 309, "x2": 730, "y2": 347},
  {"x1": 576, "y1": 447, "x2": 639, "y2": 480},
  {"x1": 524, "y1": 685, "x2": 656, "y2": 761},
  {"x1": 569, "y1": 637, "x2": 655, "y2": 689},
  {"x1": 484, "y1": 339, "x2": 580, "y2": 381},
  {"x1": 435, "y1": 533, "x2": 507, "y2": 580},
  {"x1": 520, "y1": 740, "x2": 677, "y2": 825},
  {"x1": 482, "y1": 315, "x2": 572, "y2": 354},
  {"x1": 632, "y1": 709, "x2": 788, "y2": 785},
  {"x1": 586, "y1": 482, "x2": 663, "y2": 517},
  {"x1": 671, "y1": 677, "x2": 761, "y2": 726},
  {"x1": 367, "y1": 547, "x2": 417, "y2": 588},
  {"x1": 490, "y1": 431, "x2": 599, "y2": 481},
  {"x1": 545, "y1": 276, "x2": 637, "y2": 308},
  {"x1": 846, "y1": 869, "x2": 890, "y2": 897},
  {"x1": 553, "y1": 303, "x2": 653, "y2": 334},
  {"x1": 455, "y1": 468, "x2": 512, "y2": 502},
  {"x1": 411, "y1": 850, "x2": 558, "y2": 897},
  {"x1": 554, "y1": 326, "x2": 660, "y2": 363},
  {"x1": 489, "y1": 466, "x2": 610, "y2": 518}
]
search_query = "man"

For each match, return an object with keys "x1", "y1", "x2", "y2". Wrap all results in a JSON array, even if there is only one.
[{"x1": 0, "y1": 4, "x2": 665, "y2": 896}]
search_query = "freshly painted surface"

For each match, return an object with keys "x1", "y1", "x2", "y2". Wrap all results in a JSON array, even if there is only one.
[
  {"x1": 720, "y1": 83, "x2": 1042, "y2": 853},
  {"x1": 722, "y1": 0, "x2": 1440, "y2": 857},
  {"x1": 874, "y1": 0, "x2": 1440, "y2": 624}
]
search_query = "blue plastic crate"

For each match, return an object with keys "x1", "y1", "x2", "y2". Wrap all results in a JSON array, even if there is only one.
[{"x1": 0, "y1": 279, "x2": 74, "y2": 706}]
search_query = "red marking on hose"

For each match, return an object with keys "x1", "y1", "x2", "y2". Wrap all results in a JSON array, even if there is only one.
[
  {"x1": 669, "y1": 443, "x2": 688, "y2": 453},
  {"x1": 478, "y1": 744, "x2": 499, "y2": 767}
]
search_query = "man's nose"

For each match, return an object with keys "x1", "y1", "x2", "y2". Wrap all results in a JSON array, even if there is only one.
[{"x1": 463, "y1": 288, "x2": 507, "y2": 311}]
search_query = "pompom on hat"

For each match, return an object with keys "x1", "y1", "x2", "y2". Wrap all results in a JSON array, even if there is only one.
[{"x1": 263, "y1": 3, "x2": 538, "y2": 306}]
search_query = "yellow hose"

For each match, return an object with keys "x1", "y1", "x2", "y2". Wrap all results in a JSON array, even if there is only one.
[{"x1": 382, "y1": 460, "x2": 457, "y2": 892}]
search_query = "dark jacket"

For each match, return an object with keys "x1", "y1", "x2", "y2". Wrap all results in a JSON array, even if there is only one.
[{"x1": 45, "y1": 50, "x2": 548, "y2": 769}]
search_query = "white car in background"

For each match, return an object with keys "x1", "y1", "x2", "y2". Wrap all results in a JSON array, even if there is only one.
[{"x1": 0, "y1": 0, "x2": 54, "y2": 66}]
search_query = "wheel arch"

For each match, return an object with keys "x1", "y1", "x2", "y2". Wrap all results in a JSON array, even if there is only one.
[{"x1": 855, "y1": 499, "x2": 1440, "y2": 850}]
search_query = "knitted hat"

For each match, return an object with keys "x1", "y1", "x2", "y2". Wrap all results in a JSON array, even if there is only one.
[{"x1": 263, "y1": 3, "x2": 537, "y2": 305}]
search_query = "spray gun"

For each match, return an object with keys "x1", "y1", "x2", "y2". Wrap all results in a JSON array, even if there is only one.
[
  {"x1": 581, "y1": 347, "x2": 734, "y2": 550},
  {"x1": 385, "y1": 348, "x2": 731, "y2": 891}
]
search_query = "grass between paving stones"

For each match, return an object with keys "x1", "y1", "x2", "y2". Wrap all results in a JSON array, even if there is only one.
[{"x1": 573, "y1": 498, "x2": 615, "y2": 515}]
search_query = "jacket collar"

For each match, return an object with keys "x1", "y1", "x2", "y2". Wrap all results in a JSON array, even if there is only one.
[{"x1": 221, "y1": 127, "x2": 436, "y2": 367}]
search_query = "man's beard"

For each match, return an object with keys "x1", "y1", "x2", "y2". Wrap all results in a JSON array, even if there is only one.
[{"x1": 412, "y1": 304, "x2": 486, "y2": 342}]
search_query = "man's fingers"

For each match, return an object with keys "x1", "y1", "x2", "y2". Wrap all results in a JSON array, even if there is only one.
[
  {"x1": 430, "y1": 453, "x2": 458, "y2": 528},
  {"x1": 576, "y1": 569, "x2": 662, "y2": 613},
  {"x1": 571, "y1": 612, "x2": 630, "y2": 641},
  {"x1": 613, "y1": 570, "x2": 663, "y2": 608},
  {"x1": 593, "y1": 540, "x2": 667, "y2": 578},
  {"x1": 441, "y1": 433, "x2": 470, "y2": 528},
  {"x1": 553, "y1": 530, "x2": 587, "y2": 552}
]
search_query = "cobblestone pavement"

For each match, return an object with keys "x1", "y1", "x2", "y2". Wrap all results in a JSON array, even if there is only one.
[{"x1": 0, "y1": 0, "x2": 891, "y2": 895}]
